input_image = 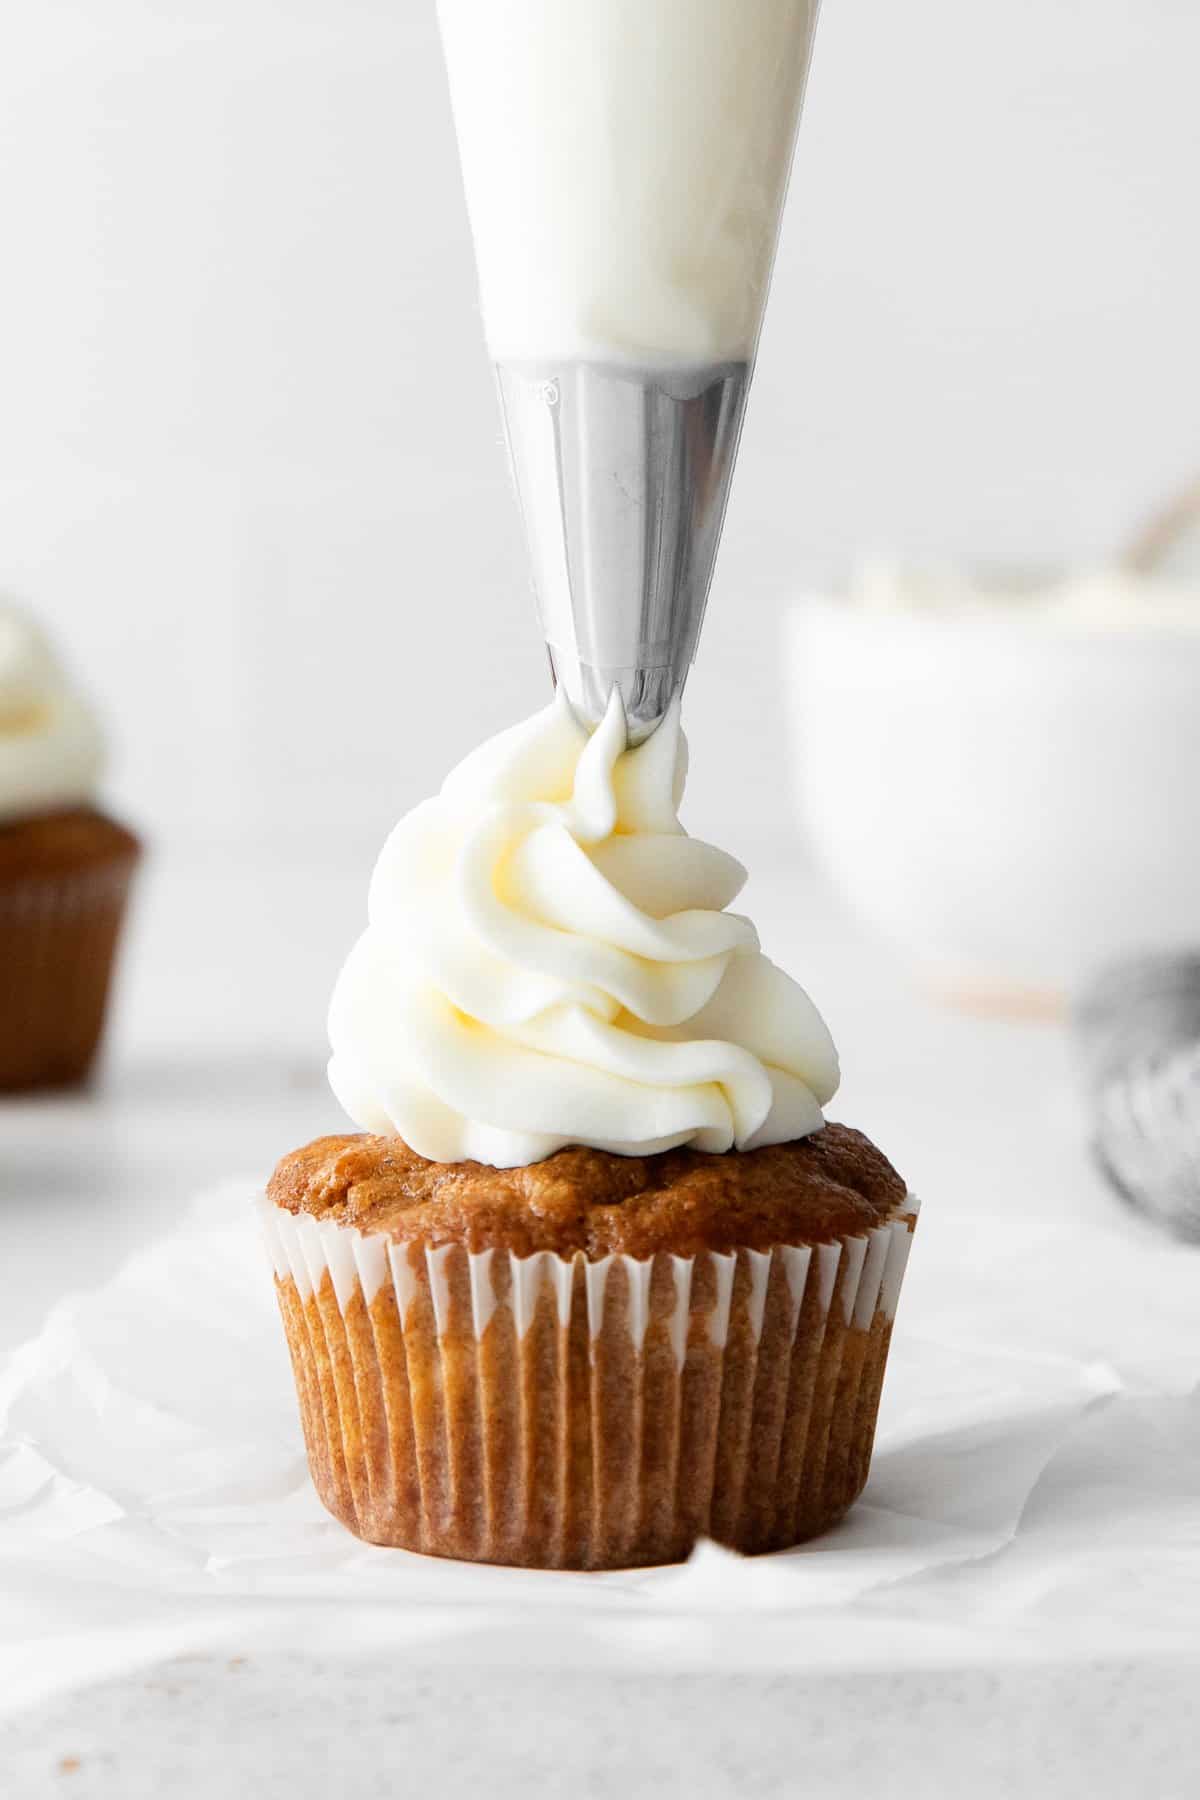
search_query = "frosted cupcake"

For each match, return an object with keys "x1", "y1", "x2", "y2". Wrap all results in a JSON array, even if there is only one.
[
  {"x1": 0, "y1": 601, "x2": 139, "y2": 1089},
  {"x1": 262, "y1": 697, "x2": 917, "y2": 1567}
]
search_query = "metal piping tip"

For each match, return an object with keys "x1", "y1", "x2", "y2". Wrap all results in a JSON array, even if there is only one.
[{"x1": 495, "y1": 358, "x2": 751, "y2": 744}]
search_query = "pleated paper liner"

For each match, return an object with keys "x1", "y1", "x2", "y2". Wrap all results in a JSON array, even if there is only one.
[
  {"x1": 260, "y1": 1194, "x2": 919, "y2": 1570},
  {"x1": 0, "y1": 854, "x2": 138, "y2": 1090}
]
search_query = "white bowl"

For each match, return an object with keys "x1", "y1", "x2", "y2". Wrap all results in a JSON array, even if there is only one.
[{"x1": 784, "y1": 593, "x2": 1200, "y2": 1003}]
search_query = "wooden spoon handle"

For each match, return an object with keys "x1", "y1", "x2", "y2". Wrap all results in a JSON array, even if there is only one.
[{"x1": 1120, "y1": 475, "x2": 1200, "y2": 573}]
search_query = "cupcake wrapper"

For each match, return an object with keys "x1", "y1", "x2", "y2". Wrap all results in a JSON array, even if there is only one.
[
  {"x1": 260, "y1": 1196, "x2": 918, "y2": 1570},
  {"x1": 0, "y1": 859, "x2": 137, "y2": 1090}
]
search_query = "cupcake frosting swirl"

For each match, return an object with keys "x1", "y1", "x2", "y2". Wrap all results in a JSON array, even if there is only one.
[
  {"x1": 0, "y1": 601, "x2": 105, "y2": 826},
  {"x1": 329, "y1": 693, "x2": 839, "y2": 1168}
]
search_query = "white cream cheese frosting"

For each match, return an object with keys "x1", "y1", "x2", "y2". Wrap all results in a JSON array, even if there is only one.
[
  {"x1": 847, "y1": 558, "x2": 1200, "y2": 633},
  {"x1": 329, "y1": 694, "x2": 838, "y2": 1168},
  {"x1": 0, "y1": 601, "x2": 105, "y2": 826},
  {"x1": 436, "y1": 0, "x2": 820, "y2": 363}
]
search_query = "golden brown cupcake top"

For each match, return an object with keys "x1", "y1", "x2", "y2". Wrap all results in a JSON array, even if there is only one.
[
  {"x1": 267, "y1": 1124, "x2": 908, "y2": 1259},
  {"x1": 0, "y1": 807, "x2": 139, "y2": 880}
]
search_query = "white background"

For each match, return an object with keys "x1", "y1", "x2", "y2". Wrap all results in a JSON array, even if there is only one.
[
  {"x1": 1, "y1": 0, "x2": 1197, "y2": 873},
  {"x1": 3, "y1": 11, "x2": 1200, "y2": 1786}
]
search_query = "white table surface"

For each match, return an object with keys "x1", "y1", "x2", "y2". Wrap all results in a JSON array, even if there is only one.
[{"x1": 2, "y1": 857, "x2": 1197, "y2": 1798}]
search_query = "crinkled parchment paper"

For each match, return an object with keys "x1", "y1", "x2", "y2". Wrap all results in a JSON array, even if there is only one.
[{"x1": 3, "y1": 1183, "x2": 1199, "y2": 1715}]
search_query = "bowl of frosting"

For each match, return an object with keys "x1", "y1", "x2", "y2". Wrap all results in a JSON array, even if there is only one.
[{"x1": 784, "y1": 552, "x2": 1200, "y2": 1008}]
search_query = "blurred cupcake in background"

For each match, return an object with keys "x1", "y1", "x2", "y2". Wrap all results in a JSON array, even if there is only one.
[{"x1": 0, "y1": 599, "x2": 139, "y2": 1089}]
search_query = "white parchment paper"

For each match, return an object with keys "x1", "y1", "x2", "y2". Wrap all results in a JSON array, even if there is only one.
[{"x1": 3, "y1": 1181, "x2": 1199, "y2": 1716}]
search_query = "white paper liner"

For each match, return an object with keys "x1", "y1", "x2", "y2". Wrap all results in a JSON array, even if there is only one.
[
  {"x1": 258, "y1": 1192, "x2": 918, "y2": 1569},
  {"x1": 259, "y1": 1199, "x2": 920, "y2": 1350}
]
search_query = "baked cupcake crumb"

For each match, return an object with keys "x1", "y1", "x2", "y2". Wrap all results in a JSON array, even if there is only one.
[{"x1": 268, "y1": 1124, "x2": 908, "y2": 1258}]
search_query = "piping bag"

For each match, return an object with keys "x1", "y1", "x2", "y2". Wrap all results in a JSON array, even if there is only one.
[{"x1": 437, "y1": 0, "x2": 824, "y2": 741}]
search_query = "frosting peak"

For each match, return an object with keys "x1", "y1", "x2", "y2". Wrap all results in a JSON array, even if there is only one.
[
  {"x1": 0, "y1": 601, "x2": 105, "y2": 825},
  {"x1": 329, "y1": 694, "x2": 838, "y2": 1168}
]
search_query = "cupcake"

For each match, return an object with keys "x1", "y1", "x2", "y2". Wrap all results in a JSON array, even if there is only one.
[
  {"x1": 0, "y1": 601, "x2": 139, "y2": 1090},
  {"x1": 261, "y1": 696, "x2": 917, "y2": 1568}
]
